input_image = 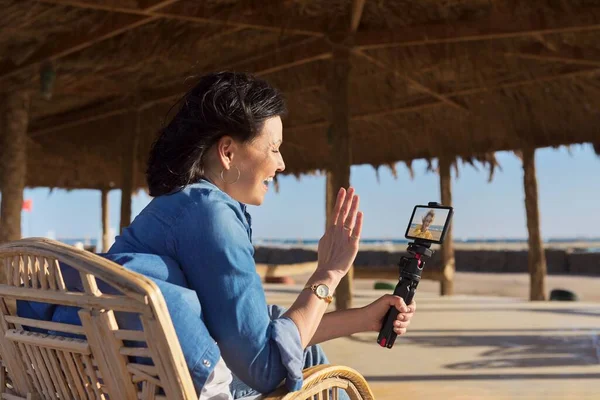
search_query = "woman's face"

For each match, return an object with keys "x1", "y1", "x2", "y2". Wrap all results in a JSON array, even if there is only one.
[
  {"x1": 422, "y1": 214, "x2": 434, "y2": 230},
  {"x1": 227, "y1": 116, "x2": 285, "y2": 206}
]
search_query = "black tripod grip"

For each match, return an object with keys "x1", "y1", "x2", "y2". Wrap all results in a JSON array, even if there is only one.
[{"x1": 377, "y1": 279, "x2": 415, "y2": 349}]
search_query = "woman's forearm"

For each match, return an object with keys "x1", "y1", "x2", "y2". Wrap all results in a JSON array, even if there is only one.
[
  {"x1": 282, "y1": 186, "x2": 362, "y2": 349},
  {"x1": 283, "y1": 270, "x2": 343, "y2": 348},
  {"x1": 283, "y1": 270, "x2": 371, "y2": 348},
  {"x1": 308, "y1": 307, "x2": 369, "y2": 346}
]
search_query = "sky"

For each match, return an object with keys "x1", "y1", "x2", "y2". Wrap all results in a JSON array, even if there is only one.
[{"x1": 15, "y1": 143, "x2": 600, "y2": 244}]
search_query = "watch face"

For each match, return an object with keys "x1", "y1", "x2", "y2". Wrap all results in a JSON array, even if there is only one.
[{"x1": 316, "y1": 284, "x2": 329, "y2": 298}]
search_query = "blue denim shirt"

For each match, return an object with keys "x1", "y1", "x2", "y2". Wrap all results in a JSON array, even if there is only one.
[{"x1": 108, "y1": 180, "x2": 304, "y2": 393}]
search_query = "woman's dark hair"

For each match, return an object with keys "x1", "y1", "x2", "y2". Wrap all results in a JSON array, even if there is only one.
[{"x1": 146, "y1": 71, "x2": 287, "y2": 196}]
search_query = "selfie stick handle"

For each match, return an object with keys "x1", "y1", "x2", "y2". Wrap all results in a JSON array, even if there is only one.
[
  {"x1": 376, "y1": 254, "x2": 422, "y2": 349},
  {"x1": 377, "y1": 202, "x2": 447, "y2": 349}
]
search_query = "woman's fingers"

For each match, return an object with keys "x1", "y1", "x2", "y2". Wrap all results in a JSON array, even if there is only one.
[
  {"x1": 394, "y1": 297, "x2": 408, "y2": 312},
  {"x1": 408, "y1": 300, "x2": 416, "y2": 313},
  {"x1": 392, "y1": 297, "x2": 417, "y2": 313},
  {"x1": 316, "y1": 188, "x2": 363, "y2": 279},
  {"x1": 392, "y1": 297, "x2": 415, "y2": 335},
  {"x1": 394, "y1": 315, "x2": 411, "y2": 336},
  {"x1": 336, "y1": 187, "x2": 355, "y2": 228},
  {"x1": 350, "y1": 211, "x2": 363, "y2": 241},
  {"x1": 329, "y1": 186, "x2": 361, "y2": 234},
  {"x1": 394, "y1": 319, "x2": 411, "y2": 329},
  {"x1": 330, "y1": 188, "x2": 346, "y2": 228},
  {"x1": 344, "y1": 195, "x2": 360, "y2": 232}
]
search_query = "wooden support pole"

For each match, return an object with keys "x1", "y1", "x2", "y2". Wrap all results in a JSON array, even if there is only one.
[
  {"x1": 324, "y1": 0, "x2": 366, "y2": 310},
  {"x1": 327, "y1": 42, "x2": 353, "y2": 310},
  {"x1": 119, "y1": 111, "x2": 140, "y2": 234},
  {"x1": 101, "y1": 188, "x2": 110, "y2": 252},
  {"x1": 0, "y1": 91, "x2": 31, "y2": 253},
  {"x1": 438, "y1": 157, "x2": 455, "y2": 296},
  {"x1": 325, "y1": 172, "x2": 335, "y2": 228},
  {"x1": 522, "y1": 148, "x2": 547, "y2": 301}
]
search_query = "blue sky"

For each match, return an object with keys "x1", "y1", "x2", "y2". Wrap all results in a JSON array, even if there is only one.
[{"x1": 17, "y1": 144, "x2": 599, "y2": 243}]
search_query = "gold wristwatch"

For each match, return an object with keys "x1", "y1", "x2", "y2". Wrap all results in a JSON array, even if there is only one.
[{"x1": 304, "y1": 283, "x2": 333, "y2": 304}]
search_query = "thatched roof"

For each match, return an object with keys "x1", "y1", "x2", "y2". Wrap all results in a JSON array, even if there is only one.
[{"x1": 1, "y1": 0, "x2": 600, "y2": 190}]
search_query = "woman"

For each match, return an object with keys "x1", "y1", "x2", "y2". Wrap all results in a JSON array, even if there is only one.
[
  {"x1": 413, "y1": 209, "x2": 435, "y2": 240},
  {"x1": 109, "y1": 72, "x2": 416, "y2": 399}
]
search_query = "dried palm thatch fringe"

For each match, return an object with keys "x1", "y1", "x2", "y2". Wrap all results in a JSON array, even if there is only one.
[
  {"x1": 460, "y1": 153, "x2": 502, "y2": 182},
  {"x1": 371, "y1": 162, "x2": 400, "y2": 184},
  {"x1": 404, "y1": 160, "x2": 414, "y2": 180}
]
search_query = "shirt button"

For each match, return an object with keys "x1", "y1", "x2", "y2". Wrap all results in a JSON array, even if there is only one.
[{"x1": 202, "y1": 359, "x2": 211, "y2": 368}]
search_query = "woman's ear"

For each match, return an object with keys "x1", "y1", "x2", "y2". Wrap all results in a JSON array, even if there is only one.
[{"x1": 217, "y1": 136, "x2": 236, "y2": 167}]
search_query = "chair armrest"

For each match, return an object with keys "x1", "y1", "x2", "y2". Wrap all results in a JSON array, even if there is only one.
[{"x1": 263, "y1": 364, "x2": 374, "y2": 400}]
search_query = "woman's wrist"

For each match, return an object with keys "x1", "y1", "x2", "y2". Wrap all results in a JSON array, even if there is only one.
[
  {"x1": 307, "y1": 269, "x2": 343, "y2": 291},
  {"x1": 358, "y1": 304, "x2": 379, "y2": 332},
  {"x1": 357, "y1": 307, "x2": 377, "y2": 333}
]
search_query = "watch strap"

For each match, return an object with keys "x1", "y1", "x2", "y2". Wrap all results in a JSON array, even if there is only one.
[{"x1": 304, "y1": 284, "x2": 333, "y2": 304}]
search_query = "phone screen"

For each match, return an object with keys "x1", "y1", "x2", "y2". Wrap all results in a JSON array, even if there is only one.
[{"x1": 405, "y1": 205, "x2": 453, "y2": 244}]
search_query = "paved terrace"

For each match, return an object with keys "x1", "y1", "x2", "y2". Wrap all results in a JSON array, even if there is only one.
[{"x1": 264, "y1": 279, "x2": 600, "y2": 399}]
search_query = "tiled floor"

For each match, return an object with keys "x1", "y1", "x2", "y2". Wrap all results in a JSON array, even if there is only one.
[{"x1": 264, "y1": 283, "x2": 600, "y2": 399}]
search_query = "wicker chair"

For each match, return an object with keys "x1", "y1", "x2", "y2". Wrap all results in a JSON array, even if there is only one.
[{"x1": 0, "y1": 238, "x2": 375, "y2": 400}]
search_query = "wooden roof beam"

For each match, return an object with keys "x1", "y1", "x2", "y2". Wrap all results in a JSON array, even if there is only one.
[
  {"x1": 351, "y1": 101, "x2": 444, "y2": 121},
  {"x1": 31, "y1": 2, "x2": 600, "y2": 51},
  {"x1": 140, "y1": 37, "x2": 331, "y2": 110},
  {"x1": 353, "y1": 50, "x2": 469, "y2": 112},
  {"x1": 361, "y1": 66, "x2": 600, "y2": 115},
  {"x1": 29, "y1": 37, "x2": 331, "y2": 136},
  {"x1": 350, "y1": 0, "x2": 367, "y2": 33},
  {"x1": 503, "y1": 51, "x2": 600, "y2": 67},
  {"x1": 447, "y1": 67, "x2": 600, "y2": 97},
  {"x1": 29, "y1": 98, "x2": 132, "y2": 137},
  {"x1": 137, "y1": 0, "x2": 181, "y2": 12},
  {"x1": 368, "y1": 66, "x2": 600, "y2": 112},
  {"x1": 286, "y1": 101, "x2": 445, "y2": 132},
  {"x1": 36, "y1": 0, "x2": 324, "y2": 36},
  {"x1": 1, "y1": 0, "x2": 180, "y2": 82},
  {"x1": 50, "y1": 25, "x2": 243, "y2": 98},
  {"x1": 30, "y1": 62, "x2": 600, "y2": 138},
  {"x1": 356, "y1": 8, "x2": 600, "y2": 49},
  {"x1": 287, "y1": 66, "x2": 600, "y2": 131}
]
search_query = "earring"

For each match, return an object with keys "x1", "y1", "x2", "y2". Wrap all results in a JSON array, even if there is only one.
[{"x1": 220, "y1": 166, "x2": 241, "y2": 184}]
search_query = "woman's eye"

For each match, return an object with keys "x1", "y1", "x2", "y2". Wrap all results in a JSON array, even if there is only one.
[{"x1": 272, "y1": 149, "x2": 280, "y2": 153}]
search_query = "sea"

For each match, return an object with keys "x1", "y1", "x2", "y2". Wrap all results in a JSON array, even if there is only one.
[
  {"x1": 409, "y1": 223, "x2": 444, "y2": 232},
  {"x1": 59, "y1": 237, "x2": 600, "y2": 253}
]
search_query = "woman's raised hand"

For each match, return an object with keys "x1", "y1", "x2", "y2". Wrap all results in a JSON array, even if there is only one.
[{"x1": 316, "y1": 187, "x2": 363, "y2": 280}]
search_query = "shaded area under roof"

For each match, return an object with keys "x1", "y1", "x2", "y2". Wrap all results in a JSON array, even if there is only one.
[{"x1": 1, "y1": 0, "x2": 600, "y2": 190}]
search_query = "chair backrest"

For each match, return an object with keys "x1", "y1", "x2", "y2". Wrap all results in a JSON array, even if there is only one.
[{"x1": 0, "y1": 238, "x2": 197, "y2": 399}]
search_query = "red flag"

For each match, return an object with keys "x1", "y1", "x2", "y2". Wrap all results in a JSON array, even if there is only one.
[{"x1": 22, "y1": 199, "x2": 32, "y2": 212}]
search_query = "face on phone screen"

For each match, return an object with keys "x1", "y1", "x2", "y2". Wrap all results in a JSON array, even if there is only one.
[{"x1": 405, "y1": 206, "x2": 452, "y2": 244}]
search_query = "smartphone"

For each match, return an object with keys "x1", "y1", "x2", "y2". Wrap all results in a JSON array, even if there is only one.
[{"x1": 404, "y1": 204, "x2": 453, "y2": 244}]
